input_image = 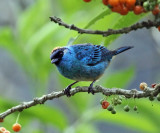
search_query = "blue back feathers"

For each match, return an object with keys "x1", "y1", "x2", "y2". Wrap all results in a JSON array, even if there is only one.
[
  {"x1": 71, "y1": 44, "x2": 133, "y2": 66},
  {"x1": 72, "y1": 44, "x2": 109, "y2": 66}
]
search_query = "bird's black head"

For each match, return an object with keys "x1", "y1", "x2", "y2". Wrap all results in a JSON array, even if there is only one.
[{"x1": 50, "y1": 47, "x2": 65, "y2": 65}]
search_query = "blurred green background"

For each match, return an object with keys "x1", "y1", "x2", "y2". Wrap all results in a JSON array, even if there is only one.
[{"x1": 0, "y1": 0, "x2": 160, "y2": 133}]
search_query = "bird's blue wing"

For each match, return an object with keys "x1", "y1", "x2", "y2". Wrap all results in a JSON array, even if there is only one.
[{"x1": 72, "y1": 44, "x2": 107, "y2": 66}]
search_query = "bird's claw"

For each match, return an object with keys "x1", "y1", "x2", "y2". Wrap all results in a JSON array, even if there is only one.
[
  {"x1": 63, "y1": 86, "x2": 71, "y2": 97},
  {"x1": 88, "y1": 86, "x2": 95, "y2": 95}
]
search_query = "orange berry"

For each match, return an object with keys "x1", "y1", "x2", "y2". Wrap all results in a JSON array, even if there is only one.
[
  {"x1": 126, "y1": 0, "x2": 136, "y2": 6},
  {"x1": 158, "y1": 26, "x2": 160, "y2": 31},
  {"x1": 12, "y1": 123, "x2": 21, "y2": 132},
  {"x1": 120, "y1": 6, "x2": 129, "y2": 15},
  {"x1": 152, "y1": 5, "x2": 160, "y2": 15},
  {"x1": 108, "y1": 0, "x2": 120, "y2": 6},
  {"x1": 119, "y1": 0, "x2": 126, "y2": 4},
  {"x1": 0, "y1": 127, "x2": 6, "y2": 133},
  {"x1": 139, "y1": 82, "x2": 147, "y2": 90},
  {"x1": 102, "y1": 0, "x2": 109, "y2": 5},
  {"x1": 4, "y1": 131, "x2": 10, "y2": 133},
  {"x1": 83, "y1": 0, "x2": 91, "y2": 2},
  {"x1": 134, "y1": 5, "x2": 144, "y2": 15},
  {"x1": 102, "y1": 100, "x2": 110, "y2": 109}
]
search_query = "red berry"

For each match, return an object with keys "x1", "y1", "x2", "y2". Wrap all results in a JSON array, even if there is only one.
[
  {"x1": 0, "y1": 118, "x2": 3, "y2": 122},
  {"x1": 120, "y1": 6, "x2": 129, "y2": 15},
  {"x1": 151, "y1": 83, "x2": 156, "y2": 88},
  {"x1": 112, "y1": 5, "x2": 122, "y2": 13},
  {"x1": 102, "y1": 100, "x2": 110, "y2": 109},
  {"x1": 134, "y1": 6, "x2": 144, "y2": 15},
  {"x1": 102, "y1": 0, "x2": 109, "y2": 5},
  {"x1": 152, "y1": 5, "x2": 160, "y2": 15},
  {"x1": 12, "y1": 123, "x2": 21, "y2": 132},
  {"x1": 83, "y1": 0, "x2": 91, "y2": 2}
]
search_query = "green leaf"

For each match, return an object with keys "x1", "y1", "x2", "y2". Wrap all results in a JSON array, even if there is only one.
[
  {"x1": 69, "y1": 93, "x2": 93, "y2": 113},
  {"x1": 0, "y1": 28, "x2": 29, "y2": 70},
  {"x1": 25, "y1": 22, "x2": 58, "y2": 54},
  {"x1": 57, "y1": 74, "x2": 93, "y2": 114},
  {"x1": 104, "y1": 12, "x2": 148, "y2": 46},
  {"x1": 75, "y1": 124, "x2": 99, "y2": 133},
  {"x1": 84, "y1": 9, "x2": 112, "y2": 29},
  {"x1": 74, "y1": 12, "x2": 120, "y2": 45},
  {"x1": 128, "y1": 99, "x2": 160, "y2": 131},
  {"x1": 103, "y1": 66, "x2": 135, "y2": 88},
  {"x1": 0, "y1": 98, "x2": 68, "y2": 130},
  {"x1": 74, "y1": 11, "x2": 147, "y2": 47},
  {"x1": 19, "y1": 0, "x2": 51, "y2": 42},
  {"x1": 25, "y1": 105, "x2": 68, "y2": 130},
  {"x1": 86, "y1": 99, "x2": 160, "y2": 133},
  {"x1": 92, "y1": 108, "x2": 158, "y2": 133}
]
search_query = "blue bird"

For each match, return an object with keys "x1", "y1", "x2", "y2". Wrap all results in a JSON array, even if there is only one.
[{"x1": 50, "y1": 43, "x2": 133, "y2": 97}]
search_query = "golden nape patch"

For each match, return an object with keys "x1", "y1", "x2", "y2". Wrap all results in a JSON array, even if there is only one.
[{"x1": 51, "y1": 47, "x2": 62, "y2": 54}]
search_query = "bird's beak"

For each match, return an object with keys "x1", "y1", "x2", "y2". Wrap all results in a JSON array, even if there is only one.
[
  {"x1": 51, "y1": 58, "x2": 59, "y2": 64},
  {"x1": 50, "y1": 52, "x2": 59, "y2": 64}
]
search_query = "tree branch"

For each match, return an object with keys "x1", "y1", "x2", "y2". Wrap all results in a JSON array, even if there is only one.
[
  {"x1": 49, "y1": 16, "x2": 160, "y2": 37},
  {"x1": 0, "y1": 84, "x2": 160, "y2": 119}
]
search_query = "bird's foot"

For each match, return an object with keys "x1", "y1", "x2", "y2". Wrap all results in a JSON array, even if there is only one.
[
  {"x1": 88, "y1": 80, "x2": 96, "y2": 95},
  {"x1": 63, "y1": 86, "x2": 71, "y2": 97},
  {"x1": 63, "y1": 81, "x2": 79, "y2": 97},
  {"x1": 88, "y1": 86, "x2": 95, "y2": 95}
]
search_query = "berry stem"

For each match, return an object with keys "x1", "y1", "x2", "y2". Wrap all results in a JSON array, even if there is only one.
[{"x1": 16, "y1": 113, "x2": 20, "y2": 124}]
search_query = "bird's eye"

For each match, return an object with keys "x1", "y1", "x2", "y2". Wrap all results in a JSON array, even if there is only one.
[
  {"x1": 56, "y1": 51, "x2": 63, "y2": 58},
  {"x1": 52, "y1": 50, "x2": 64, "y2": 59}
]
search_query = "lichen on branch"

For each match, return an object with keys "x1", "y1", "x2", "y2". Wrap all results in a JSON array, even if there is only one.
[
  {"x1": 0, "y1": 84, "x2": 160, "y2": 119},
  {"x1": 49, "y1": 16, "x2": 160, "y2": 37}
]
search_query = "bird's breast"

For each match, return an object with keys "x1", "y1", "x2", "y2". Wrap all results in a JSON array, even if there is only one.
[{"x1": 57, "y1": 59, "x2": 109, "y2": 81}]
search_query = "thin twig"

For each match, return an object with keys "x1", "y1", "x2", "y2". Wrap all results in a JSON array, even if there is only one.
[
  {"x1": 49, "y1": 16, "x2": 160, "y2": 37},
  {"x1": 0, "y1": 84, "x2": 160, "y2": 119}
]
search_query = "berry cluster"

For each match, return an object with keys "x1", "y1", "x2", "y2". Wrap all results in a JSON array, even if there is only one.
[
  {"x1": 100, "y1": 96, "x2": 139, "y2": 114},
  {"x1": 100, "y1": 99, "x2": 117, "y2": 114},
  {"x1": 139, "y1": 82, "x2": 160, "y2": 101},
  {"x1": 0, "y1": 127, "x2": 10, "y2": 133},
  {"x1": 84, "y1": 0, "x2": 160, "y2": 16},
  {"x1": 83, "y1": 0, "x2": 160, "y2": 31},
  {"x1": 0, "y1": 113, "x2": 21, "y2": 133},
  {"x1": 100, "y1": 82, "x2": 160, "y2": 113},
  {"x1": 123, "y1": 105, "x2": 138, "y2": 112},
  {"x1": 104, "y1": 0, "x2": 141, "y2": 15},
  {"x1": 139, "y1": 82, "x2": 157, "y2": 91},
  {"x1": 0, "y1": 124, "x2": 21, "y2": 133}
]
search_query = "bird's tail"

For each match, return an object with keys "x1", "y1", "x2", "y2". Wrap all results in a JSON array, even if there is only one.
[{"x1": 112, "y1": 46, "x2": 133, "y2": 56}]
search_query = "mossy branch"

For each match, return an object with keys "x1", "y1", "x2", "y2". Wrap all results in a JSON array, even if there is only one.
[
  {"x1": 0, "y1": 84, "x2": 160, "y2": 119},
  {"x1": 49, "y1": 16, "x2": 160, "y2": 37}
]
